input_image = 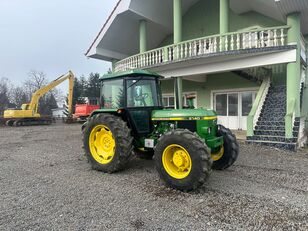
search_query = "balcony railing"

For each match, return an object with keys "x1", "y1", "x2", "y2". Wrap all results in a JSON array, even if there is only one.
[{"x1": 115, "y1": 26, "x2": 290, "y2": 73}]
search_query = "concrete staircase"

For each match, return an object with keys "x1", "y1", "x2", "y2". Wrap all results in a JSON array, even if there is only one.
[
  {"x1": 247, "y1": 85, "x2": 300, "y2": 151},
  {"x1": 233, "y1": 67, "x2": 271, "y2": 84}
]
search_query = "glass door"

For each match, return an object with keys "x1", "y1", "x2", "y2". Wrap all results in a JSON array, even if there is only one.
[
  {"x1": 214, "y1": 91, "x2": 256, "y2": 130},
  {"x1": 214, "y1": 93, "x2": 239, "y2": 130}
]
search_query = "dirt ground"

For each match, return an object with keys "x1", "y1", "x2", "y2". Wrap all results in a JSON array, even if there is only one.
[{"x1": 0, "y1": 123, "x2": 307, "y2": 231}]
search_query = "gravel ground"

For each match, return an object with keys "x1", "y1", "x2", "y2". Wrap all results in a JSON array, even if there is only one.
[{"x1": 0, "y1": 123, "x2": 307, "y2": 231}]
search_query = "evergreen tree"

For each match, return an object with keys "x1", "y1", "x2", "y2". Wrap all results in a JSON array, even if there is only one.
[{"x1": 85, "y1": 73, "x2": 100, "y2": 98}]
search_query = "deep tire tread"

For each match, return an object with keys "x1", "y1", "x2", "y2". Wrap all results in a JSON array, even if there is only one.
[
  {"x1": 212, "y1": 125, "x2": 239, "y2": 170},
  {"x1": 83, "y1": 113, "x2": 133, "y2": 173},
  {"x1": 154, "y1": 129, "x2": 212, "y2": 191}
]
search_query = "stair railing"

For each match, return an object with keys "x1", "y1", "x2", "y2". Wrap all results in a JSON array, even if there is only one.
[
  {"x1": 247, "y1": 76, "x2": 271, "y2": 136},
  {"x1": 285, "y1": 99, "x2": 296, "y2": 138}
]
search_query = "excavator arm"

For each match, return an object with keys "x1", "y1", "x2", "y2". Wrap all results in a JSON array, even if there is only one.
[{"x1": 28, "y1": 71, "x2": 75, "y2": 116}]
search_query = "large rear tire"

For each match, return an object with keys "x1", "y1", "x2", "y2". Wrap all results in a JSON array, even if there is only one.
[
  {"x1": 83, "y1": 113, "x2": 133, "y2": 173},
  {"x1": 211, "y1": 125, "x2": 239, "y2": 170},
  {"x1": 154, "y1": 129, "x2": 212, "y2": 191}
]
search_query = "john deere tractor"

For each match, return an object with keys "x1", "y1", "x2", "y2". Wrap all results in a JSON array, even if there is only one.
[{"x1": 82, "y1": 70, "x2": 239, "y2": 191}]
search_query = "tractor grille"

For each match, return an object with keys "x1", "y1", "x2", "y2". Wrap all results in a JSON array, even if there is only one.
[{"x1": 177, "y1": 121, "x2": 197, "y2": 133}]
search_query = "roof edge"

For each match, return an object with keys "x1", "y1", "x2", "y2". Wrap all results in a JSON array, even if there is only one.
[{"x1": 85, "y1": 0, "x2": 123, "y2": 57}]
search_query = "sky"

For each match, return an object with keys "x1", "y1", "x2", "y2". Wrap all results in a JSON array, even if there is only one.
[{"x1": 0, "y1": 0, "x2": 118, "y2": 94}]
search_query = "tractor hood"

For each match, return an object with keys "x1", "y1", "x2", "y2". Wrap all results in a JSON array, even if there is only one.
[{"x1": 151, "y1": 109, "x2": 217, "y2": 121}]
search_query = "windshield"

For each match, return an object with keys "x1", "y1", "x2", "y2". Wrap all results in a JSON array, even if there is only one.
[
  {"x1": 126, "y1": 78, "x2": 159, "y2": 107},
  {"x1": 101, "y1": 79, "x2": 124, "y2": 109}
]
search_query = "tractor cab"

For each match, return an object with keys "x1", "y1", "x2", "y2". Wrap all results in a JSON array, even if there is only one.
[{"x1": 99, "y1": 70, "x2": 163, "y2": 137}]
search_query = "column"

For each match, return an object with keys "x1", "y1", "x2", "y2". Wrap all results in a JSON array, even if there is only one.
[
  {"x1": 139, "y1": 20, "x2": 147, "y2": 53},
  {"x1": 220, "y1": 0, "x2": 229, "y2": 51},
  {"x1": 173, "y1": 0, "x2": 183, "y2": 109},
  {"x1": 220, "y1": 0, "x2": 229, "y2": 34},
  {"x1": 286, "y1": 12, "x2": 301, "y2": 138}
]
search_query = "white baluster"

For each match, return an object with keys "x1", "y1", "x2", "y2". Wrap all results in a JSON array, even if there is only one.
[
  {"x1": 274, "y1": 29, "x2": 278, "y2": 46},
  {"x1": 237, "y1": 34, "x2": 240, "y2": 49},
  {"x1": 231, "y1": 35, "x2": 234, "y2": 50},
  {"x1": 181, "y1": 44, "x2": 185, "y2": 59},
  {"x1": 156, "y1": 51, "x2": 159, "y2": 64},
  {"x1": 268, "y1": 30, "x2": 271, "y2": 46},
  {"x1": 280, "y1": 29, "x2": 285, "y2": 46},
  {"x1": 202, "y1": 39, "x2": 206, "y2": 54},
  {"x1": 189, "y1": 43, "x2": 192, "y2": 57},
  {"x1": 214, "y1": 37, "x2": 217, "y2": 52},
  {"x1": 219, "y1": 36, "x2": 222, "y2": 52},
  {"x1": 243, "y1": 33, "x2": 246, "y2": 48},
  {"x1": 255, "y1": 32, "x2": 258, "y2": 48},
  {"x1": 260, "y1": 31, "x2": 264, "y2": 48},
  {"x1": 225, "y1": 36, "x2": 228, "y2": 51},
  {"x1": 249, "y1": 32, "x2": 252, "y2": 48}
]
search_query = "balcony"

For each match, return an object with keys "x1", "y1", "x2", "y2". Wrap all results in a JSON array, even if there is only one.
[{"x1": 114, "y1": 26, "x2": 299, "y2": 74}]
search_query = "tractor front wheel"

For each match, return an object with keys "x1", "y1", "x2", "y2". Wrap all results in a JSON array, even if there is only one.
[
  {"x1": 211, "y1": 125, "x2": 239, "y2": 170},
  {"x1": 83, "y1": 113, "x2": 133, "y2": 173},
  {"x1": 154, "y1": 129, "x2": 212, "y2": 191}
]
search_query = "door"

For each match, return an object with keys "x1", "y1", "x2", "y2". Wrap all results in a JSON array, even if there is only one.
[
  {"x1": 214, "y1": 91, "x2": 256, "y2": 130},
  {"x1": 214, "y1": 93, "x2": 239, "y2": 130}
]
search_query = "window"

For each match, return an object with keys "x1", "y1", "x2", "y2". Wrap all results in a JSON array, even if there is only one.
[
  {"x1": 215, "y1": 94, "x2": 227, "y2": 116},
  {"x1": 228, "y1": 93, "x2": 238, "y2": 116},
  {"x1": 101, "y1": 79, "x2": 124, "y2": 109},
  {"x1": 214, "y1": 91, "x2": 257, "y2": 117},
  {"x1": 241, "y1": 92, "x2": 256, "y2": 116},
  {"x1": 162, "y1": 93, "x2": 197, "y2": 108},
  {"x1": 126, "y1": 78, "x2": 159, "y2": 107},
  {"x1": 162, "y1": 96, "x2": 175, "y2": 107}
]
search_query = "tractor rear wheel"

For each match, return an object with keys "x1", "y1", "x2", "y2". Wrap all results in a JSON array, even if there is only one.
[
  {"x1": 154, "y1": 129, "x2": 212, "y2": 191},
  {"x1": 211, "y1": 125, "x2": 239, "y2": 170},
  {"x1": 83, "y1": 113, "x2": 133, "y2": 173}
]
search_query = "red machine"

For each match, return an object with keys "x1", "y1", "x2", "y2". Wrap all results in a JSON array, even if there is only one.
[{"x1": 73, "y1": 104, "x2": 100, "y2": 122}]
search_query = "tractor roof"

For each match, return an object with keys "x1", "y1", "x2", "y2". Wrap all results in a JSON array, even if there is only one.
[{"x1": 100, "y1": 70, "x2": 162, "y2": 80}]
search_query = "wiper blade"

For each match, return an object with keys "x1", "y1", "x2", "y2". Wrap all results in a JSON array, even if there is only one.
[{"x1": 127, "y1": 77, "x2": 144, "y2": 89}]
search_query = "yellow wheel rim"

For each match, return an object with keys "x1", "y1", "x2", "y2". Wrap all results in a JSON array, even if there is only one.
[
  {"x1": 211, "y1": 146, "x2": 224, "y2": 161},
  {"x1": 162, "y1": 144, "x2": 192, "y2": 179},
  {"x1": 89, "y1": 125, "x2": 116, "y2": 165}
]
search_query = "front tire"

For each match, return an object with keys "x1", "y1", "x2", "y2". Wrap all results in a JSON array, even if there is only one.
[
  {"x1": 154, "y1": 129, "x2": 212, "y2": 191},
  {"x1": 211, "y1": 125, "x2": 239, "y2": 170},
  {"x1": 83, "y1": 113, "x2": 133, "y2": 173}
]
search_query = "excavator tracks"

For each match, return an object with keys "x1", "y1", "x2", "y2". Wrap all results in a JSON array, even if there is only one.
[{"x1": 5, "y1": 118, "x2": 53, "y2": 127}]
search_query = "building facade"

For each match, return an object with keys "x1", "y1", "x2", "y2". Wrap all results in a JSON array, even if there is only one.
[{"x1": 86, "y1": 0, "x2": 308, "y2": 150}]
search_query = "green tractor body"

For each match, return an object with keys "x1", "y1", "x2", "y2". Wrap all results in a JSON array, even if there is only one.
[{"x1": 83, "y1": 70, "x2": 239, "y2": 191}]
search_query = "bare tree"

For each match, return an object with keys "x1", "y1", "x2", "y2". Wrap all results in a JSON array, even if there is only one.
[
  {"x1": 24, "y1": 70, "x2": 48, "y2": 97},
  {"x1": 0, "y1": 78, "x2": 12, "y2": 114},
  {"x1": 22, "y1": 70, "x2": 62, "y2": 115},
  {"x1": 10, "y1": 86, "x2": 29, "y2": 108}
]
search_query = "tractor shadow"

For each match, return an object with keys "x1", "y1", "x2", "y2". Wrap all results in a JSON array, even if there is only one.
[{"x1": 126, "y1": 155, "x2": 156, "y2": 173}]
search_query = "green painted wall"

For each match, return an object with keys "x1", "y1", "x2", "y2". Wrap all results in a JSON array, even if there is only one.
[
  {"x1": 161, "y1": 72, "x2": 259, "y2": 108},
  {"x1": 160, "y1": 0, "x2": 283, "y2": 46},
  {"x1": 271, "y1": 64, "x2": 287, "y2": 86}
]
